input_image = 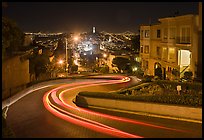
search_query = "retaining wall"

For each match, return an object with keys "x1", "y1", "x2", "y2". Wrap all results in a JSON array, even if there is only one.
[{"x1": 76, "y1": 95, "x2": 202, "y2": 121}]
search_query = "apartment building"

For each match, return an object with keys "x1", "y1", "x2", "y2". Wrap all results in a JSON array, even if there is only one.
[
  {"x1": 197, "y1": 2, "x2": 202, "y2": 81},
  {"x1": 140, "y1": 14, "x2": 199, "y2": 80}
]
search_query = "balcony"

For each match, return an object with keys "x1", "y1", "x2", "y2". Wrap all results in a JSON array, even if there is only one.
[
  {"x1": 175, "y1": 37, "x2": 191, "y2": 44},
  {"x1": 160, "y1": 38, "x2": 176, "y2": 45}
]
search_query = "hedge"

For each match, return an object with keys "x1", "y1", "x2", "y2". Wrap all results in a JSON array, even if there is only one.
[{"x1": 78, "y1": 81, "x2": 202, "y2": 108}]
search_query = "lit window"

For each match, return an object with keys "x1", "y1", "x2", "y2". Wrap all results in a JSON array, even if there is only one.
[
  {"x1": 181, "y1": 27, "x2": 190, "y2": 43},
  {"x1": 140, "y1": 45, "x2": 143, "y2": 53},
  {"x1": 144, "y1": 45, "x2": 149, "y2": 54},
  {"x1": 144, "y1": 30, "x2": 150, "y2": 38},
  {"x1": 156, "y1": 46, "x2": 161, "y2": 57},
  {"x1": 162, "y1": 47, "x2": 167, "y2": 60},
  {"x1": 168, "y1": 48, "x2": 175, "y2": 60},
  {"x1": 178, "y1": 50, "x2": 191, "y2": 66}
]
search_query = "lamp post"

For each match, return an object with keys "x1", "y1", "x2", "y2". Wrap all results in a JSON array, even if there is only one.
[
  {"x1": 65, "y1": 38, "x2": 68, "y2": 72},
  {"x1": 66, "y1": 35, "x2": 79, "y2": 74}
]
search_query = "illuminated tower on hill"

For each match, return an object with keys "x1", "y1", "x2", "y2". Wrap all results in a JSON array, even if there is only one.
[{"x1": 93, "y1": 27, "x2": 96, "y2": 33}]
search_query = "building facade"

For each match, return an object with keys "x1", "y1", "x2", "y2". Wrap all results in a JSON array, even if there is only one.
[
  {"x1": 197, "y1": 2, "x2": 202, "y2": 81},
  {"x1": 140, "y1": 14, "x2": 199, "y2": 80}
]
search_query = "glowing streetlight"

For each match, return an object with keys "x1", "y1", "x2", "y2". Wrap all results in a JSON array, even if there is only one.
[
  {"x1": 74, "y1": 36, "x2": 79, "y2": 42},
  {"x1": 132, "y1": 67, "x2": 138, "y2": 71},
  {"x1": 103, "y1": 53, "x2": 107, "y2": 58},
  {"x1": 65, "y1": 38, "x2": 68, "y2": 71},
  {"x1": 58, "y1": 59, "x2": 64, "y2": 64}
]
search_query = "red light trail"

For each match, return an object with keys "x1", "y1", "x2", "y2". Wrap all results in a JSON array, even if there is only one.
[{"x1": 43, "y1": 76, "x2": 190, "y2": 138}]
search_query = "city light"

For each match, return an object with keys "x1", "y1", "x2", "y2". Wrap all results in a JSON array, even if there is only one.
[
  {"x1": 2, "y1": 2, "x2": 202, "y2": 138},
  {"x1": 132, "y1": 67, "x2": 138, "y2": 71},
  {"x1": 73, "y1": 59, "x2": 80, "y2": 66},
  {"x1": 58, "y1": 59, "x2": 64, "y2": 64},
  {"x1": 103, "y1": 53, "x2": 107, "y2": 58},
  {"x1": 74, "y1": 36, "x2": 79, "y2": 42}
]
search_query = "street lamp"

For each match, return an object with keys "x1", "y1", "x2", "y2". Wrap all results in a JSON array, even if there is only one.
[
  {"x1": 67, "y1": 35, "x2": 79, "y2": 74},
  {"x1": 103, "y1": 53, "x2": 107, "y2": 58},
  {"x1": 58, "y1": 59, "x2": 64, "y2": 64},
  {"x1": 74, "y1": 36, "x2": 78, "y2": 42},
  {"x1": 65, "y1": 38, "x2": 68, "y2": 72}
]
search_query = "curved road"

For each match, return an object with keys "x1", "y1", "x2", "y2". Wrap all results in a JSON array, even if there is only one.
[{"x1": 4, "y1": 75, "x2": 202, "y2": 138}]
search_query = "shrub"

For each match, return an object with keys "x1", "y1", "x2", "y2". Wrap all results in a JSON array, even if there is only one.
[
  {"x1": 142, "y1": 75, "x2": 154, "y2": 82},
  {"x1": 183, "y1": 71, "x2": 193, "y2": 81},
  {"x1": 78, "y1": 80, "x2": 202, "y2": 108}
]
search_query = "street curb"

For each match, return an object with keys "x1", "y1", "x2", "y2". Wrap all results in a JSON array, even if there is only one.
[
  {"x1": 75, "y1": 95, "x2": 202, "y2": 123},
  {"x1": 86, "y1": 105, "x2": 202, "y2": 124}
]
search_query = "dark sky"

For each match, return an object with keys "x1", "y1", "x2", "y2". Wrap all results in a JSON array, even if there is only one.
[{"x1": 2, "y1": 2, "x2": 199, "y2": 33}]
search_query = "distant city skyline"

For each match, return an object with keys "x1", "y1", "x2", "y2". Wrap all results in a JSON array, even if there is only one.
[{"x1": 2, "y1": 2, "x2": 199, "y2": 33}]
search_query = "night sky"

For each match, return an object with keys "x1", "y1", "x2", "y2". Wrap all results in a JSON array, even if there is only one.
[{"x1": 2, "y1": 2, "x2": 199, "y2": 33}]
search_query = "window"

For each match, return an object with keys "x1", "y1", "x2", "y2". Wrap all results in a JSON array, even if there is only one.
[
  {"x1": 145, "y1": 61, "x2": 149, "y2": 69},
  {"x1": 140, "y1": 30, "x2": 143, "y2": 38},
  {"x1": 178, "y1": 50, "x2": 191, "y2": 66},
  {"x1": 156, "y1": 46, "x2": 161, "y2": 57},
  {"x1": 168, "y1": 67, "x2": 172, "y2": 72},
  {"x1": 140, "y1": 45, "x2": 143, "y2": 53},
  {"x1": 157, "y1": 30, "x2": 161, "y2": 38},
  {"x1": 144, "y1": 30, "x2": 150, "y2": 38},
  {"x1": 163, "y1": 28, "x2": 168, "y2": 39},
  {"x1": 143, "y1": 60, "x2": 148, "y2": 69},
  {"x1": 168, "y1": 48, "x2": 175, "y2": 60},
  {"x1": 144, "y1": 45, "x2": 149, "y2": 53},
  {"x1": 181, "y1": 27, "x2": 190, "y2": 43},
  {"x1": 169, "y1": 28, "x2": 176, "y2": 39},
  {"x1": 162, "y1": 47, "x2": 167, "y2": 60}
]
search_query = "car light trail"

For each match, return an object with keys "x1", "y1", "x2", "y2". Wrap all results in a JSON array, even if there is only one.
[
  {"x1": 43, "y1": 76, "x2": 190, "y2": 138},
  {"x1": 59, "y1": 83, "x2": 190, "y2": 133},
  {"x1": 43, "y1": 77, "x2": 143, "y2": 138},
  {"x1": 44, "y1": 90, "x2": 141, "y2": 138}
]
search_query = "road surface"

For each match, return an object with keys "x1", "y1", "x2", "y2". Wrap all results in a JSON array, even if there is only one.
[{"x1": 4, "y1": 75, "x2": 202, "y2": 138}]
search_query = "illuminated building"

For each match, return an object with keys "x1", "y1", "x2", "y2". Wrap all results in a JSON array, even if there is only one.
[
  {"x1": 93, "y1": 27, "x2": 96, "y2": 33},
  {"x1": 197, "y1": 2, "x2": 202, "y2": 81},
  {"x1": 140, "y1": 14, "x2": 199, "y2": 80}
]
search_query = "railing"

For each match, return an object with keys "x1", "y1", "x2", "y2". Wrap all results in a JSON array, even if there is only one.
[
  {"x1": 175, "y1": 37, "x2": 191, "y2": 44},
  {"x1": 160, "y1": 37, "x2": 191, "y2": 45},
  {"x1": 180, "y1": 64, "x2": 190, "y2": 75}
]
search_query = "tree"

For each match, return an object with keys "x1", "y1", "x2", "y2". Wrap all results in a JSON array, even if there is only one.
[
  {"x1": 112, "y1": 57, "x2": 130, "y2": 73},
  {"x1": 34, "y1": 55, "x2": 50, "y2": 79},
  {"x1": 130, "y1": 35, "x2": 140, "y2": 52},
  {"x1": 2, "y1": 17, "x2": 24, "y2": 60},
  {"x1": 28, "y1": 50, "x2": 51, "y2": 80},
  {"x1": 131, "y1": 60, "x2": 144, "y2": 77},
  {"x1": 100, "y1": 65, "x2": 109, "y2": 73},
  {"x1": 71, "y1": 65, "x2": 78, "y2": 73},
  {"x1": 54, "y1": 39, "x2": 65, "y2": 59}
]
